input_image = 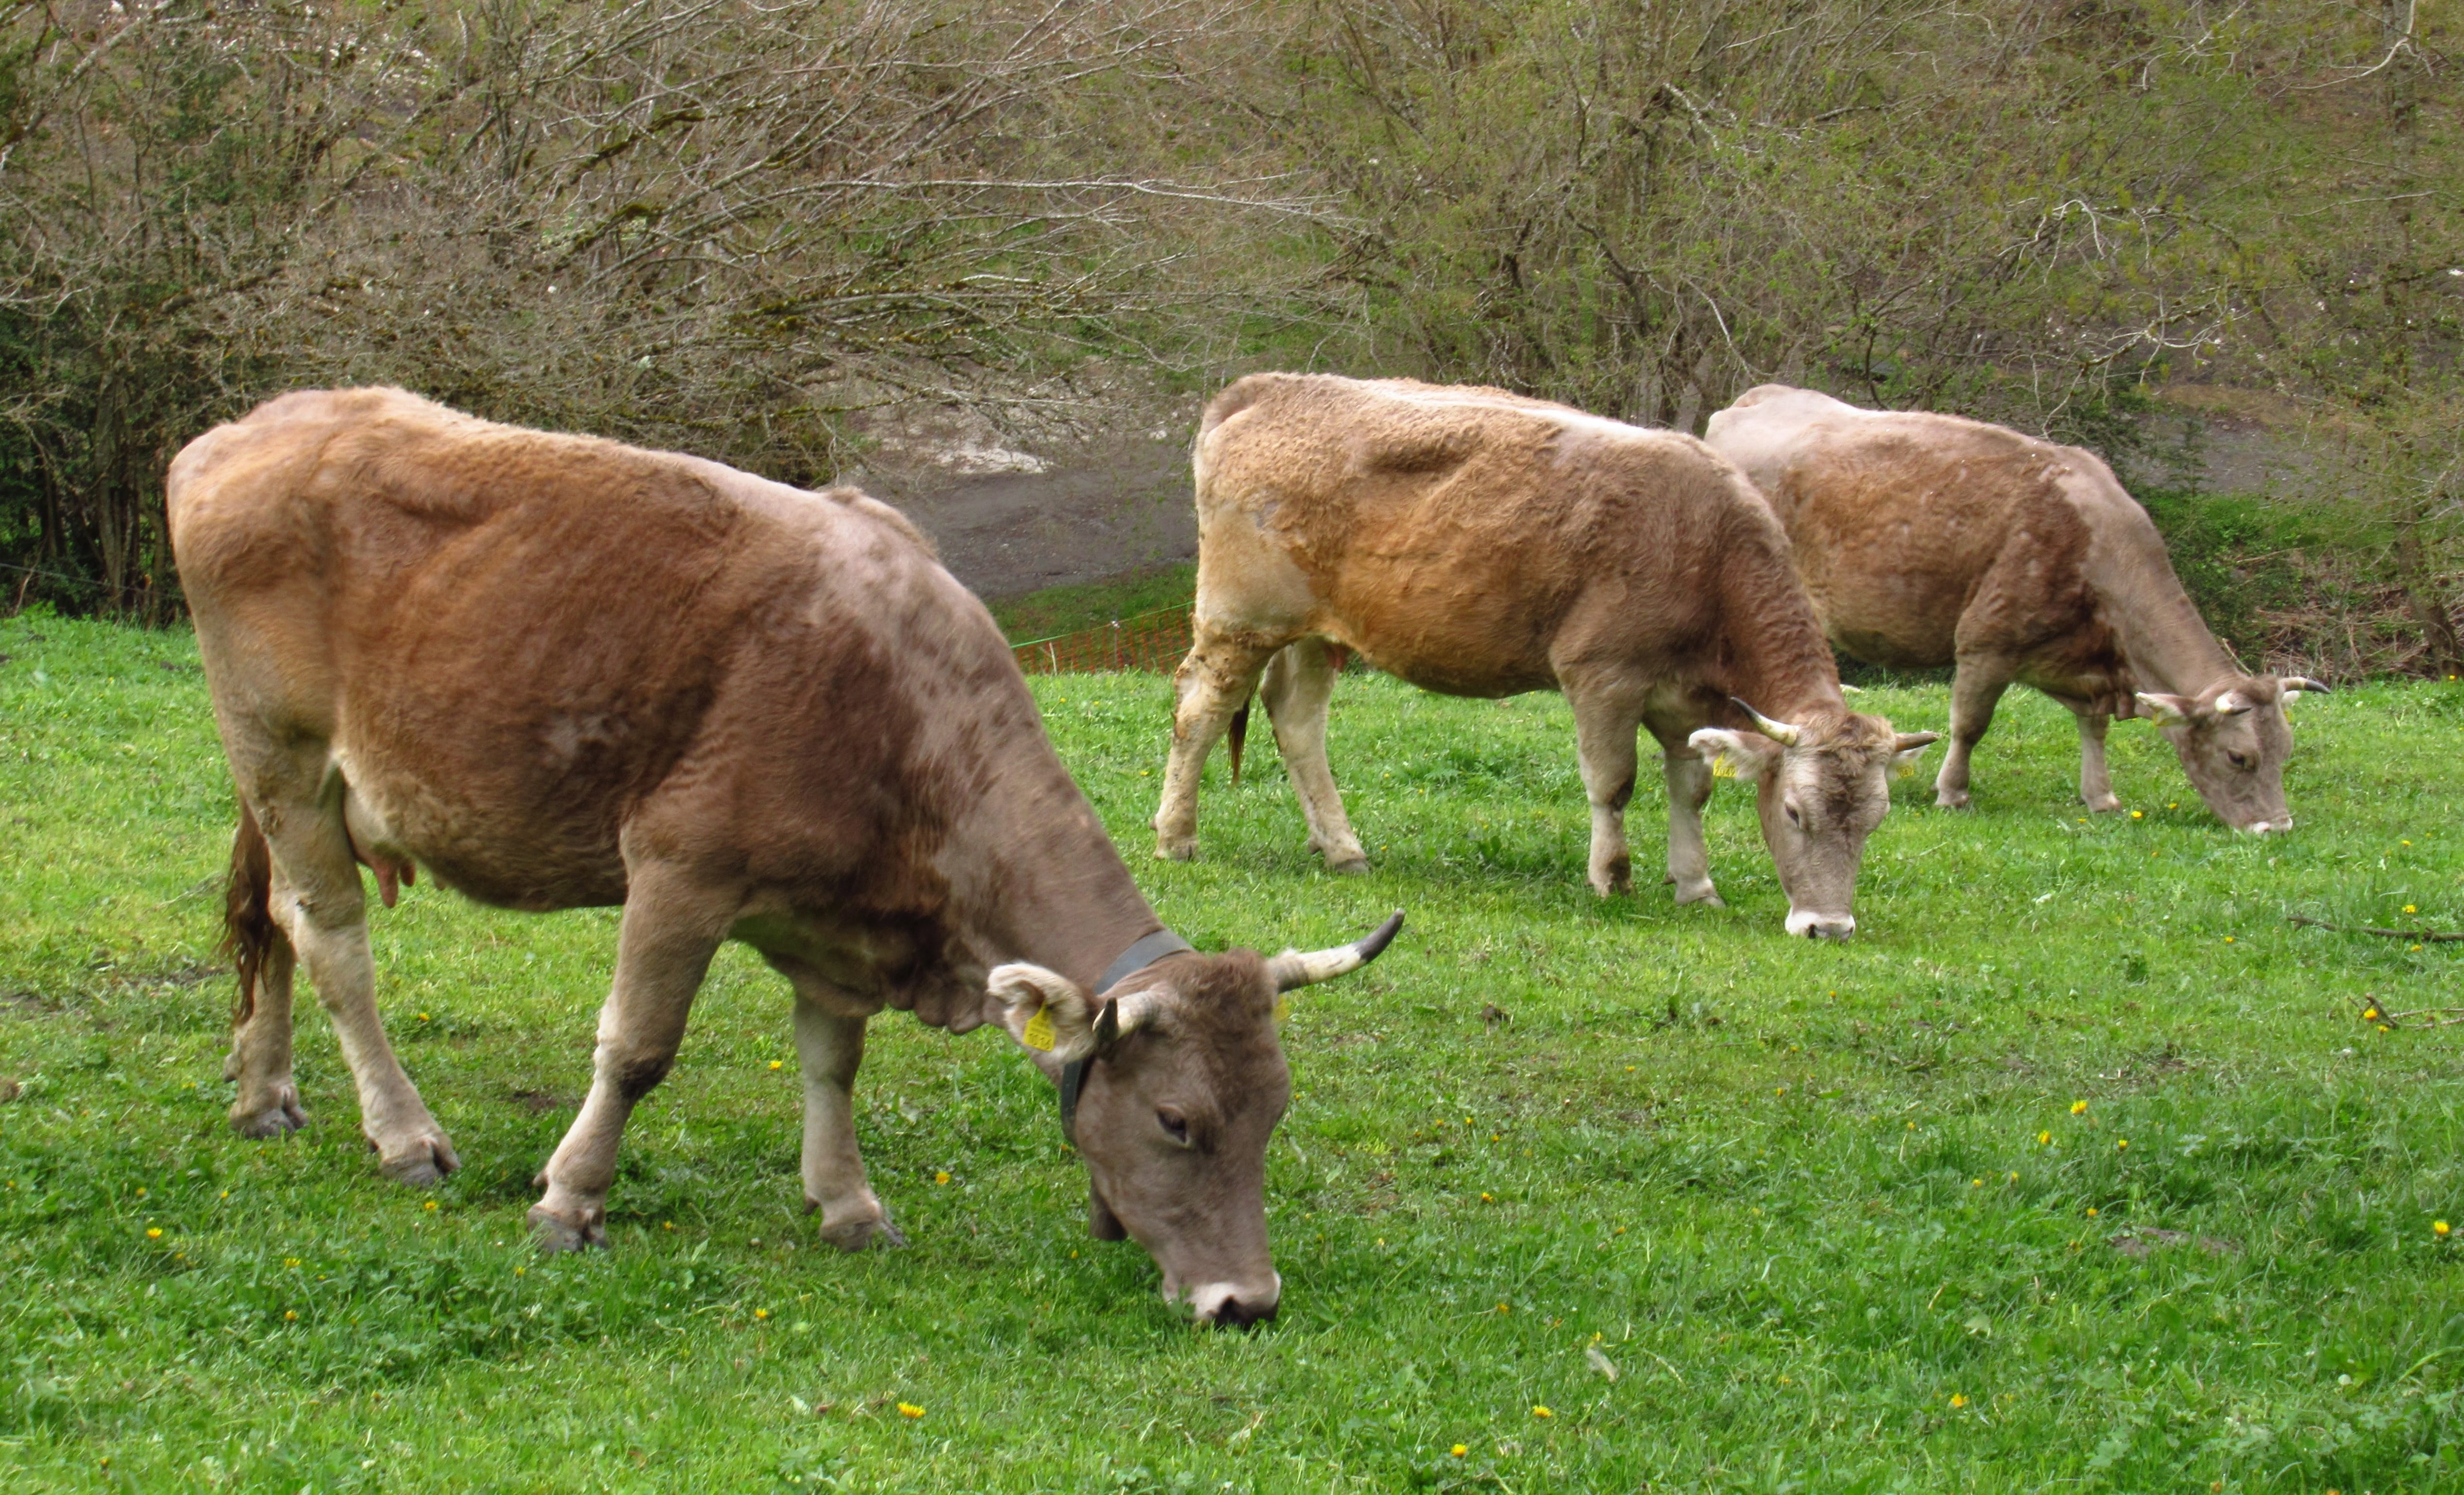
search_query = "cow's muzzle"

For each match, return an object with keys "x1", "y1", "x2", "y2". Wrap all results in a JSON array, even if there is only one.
[
  {"x1": 1785, "y1": 909, "x2": 1855, "y2": 940},
  {"x1": 1185, "y1": 1274, "x2": 1281, "y2": 1329}
]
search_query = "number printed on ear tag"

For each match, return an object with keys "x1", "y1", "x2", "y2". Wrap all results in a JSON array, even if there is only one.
[
  {"x1": 1021, "y1": 1003, "x2": 1057, "y2": 1052},
  {"x1": 1710, "y1": 753, "x2": 1737, "y2": 779}
]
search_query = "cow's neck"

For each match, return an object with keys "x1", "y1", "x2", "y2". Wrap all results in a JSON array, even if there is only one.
[
  {"x1": 1712, "y1": 528, "x2": 1846, "y2": 721},
  {"x1": 2077, "y1": 489, "x2": 2241, "y2": 699},
  {"x1": 966, "y1": 757, "x2": 1167, "y2": 994}
]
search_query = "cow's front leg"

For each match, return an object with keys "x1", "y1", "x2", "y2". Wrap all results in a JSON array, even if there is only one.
[
  {"x1": 1661, "y1": 745, "x2": 1724, "y2": 907},
  {"x1": 529, "y1": 865, "x2": 728, "y2": 1252},
  {"x1": 794, "y1": 997, "x2": 903, "y2": 1251},
  {"x1": 1566, "y1": 686, "x2": 1644, "y2": 896},
  {"x1": 2074, "y1": 708, "x2": 2121, "y2": 812},
  {"x1": 1154, "y1": 627, "x2": 1279, "y2": 862}
]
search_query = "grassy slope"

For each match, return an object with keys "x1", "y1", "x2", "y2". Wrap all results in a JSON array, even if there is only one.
[
  {"x1": 3, "y1": 612, "x2": 2463, "y2": 1493},
  {"x1": 986, "y1": 564, "x2": 1197, "y2": 644}
]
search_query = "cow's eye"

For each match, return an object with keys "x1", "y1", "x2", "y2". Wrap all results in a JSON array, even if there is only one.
[
  {"x1": 2227, "y1": 751, "x2": 2253, "y2": 771},
  {"x1": 1783, "y1": 800, "x2": 1804, "y2": 829},
  {"x1": 1157, "y1": 1108, "x2": 1191, "y2": 1145}
]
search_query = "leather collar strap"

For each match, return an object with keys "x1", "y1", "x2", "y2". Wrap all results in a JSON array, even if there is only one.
[{"x1": 1060, "y1": 928, "x2": 1195, "y2": 1148}]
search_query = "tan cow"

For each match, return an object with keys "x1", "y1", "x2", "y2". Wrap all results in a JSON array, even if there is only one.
[
  {"x1": 168, "y1": 388, "x2": 1402, "y2": 1326},
  {"x1": 1152, "y1": 373, "x2": 1937, "y2": 939},
  {"x1": 1704, "y1": 386, "x2": 2328, "y2": 830}
]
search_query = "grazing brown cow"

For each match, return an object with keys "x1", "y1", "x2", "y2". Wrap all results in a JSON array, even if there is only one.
[
  {"x1": 1152, "y1": 373, "x2": 1936, "y2": 939},
  {"x1": 168, "y1": 388, "x2": 1402, "y2": 1326},
  {"x1": 1704, "y1": 386, "x2": 2328, "y2": 830}
]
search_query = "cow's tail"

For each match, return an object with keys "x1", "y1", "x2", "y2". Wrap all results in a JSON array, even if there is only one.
[
  {"x1": 221, "y1": 800, "x2": 280, "y2": 1031},
  {"x1": 1228, "y1": 697, "x2": 1252, "y2": 787}
]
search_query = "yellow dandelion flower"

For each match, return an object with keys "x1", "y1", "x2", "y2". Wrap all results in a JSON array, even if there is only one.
[
  {"x1": 284, "y1": 1309, "x2": 298, "y2": 1320},
  {"x1": 2224, "y1": 936, "x2": 2234, "y2": 943},
  {"x1": 2071, "y1": 1100, "x2": 2089, "y2": 1115},
  {"x1": 769, "y1": 1060, "x2": 783, "y2": 1071},
  {"x1": 664, "y1": 1220, "x2": 676, "y2": 1230},
  {"x1": 1450, "y1": 1444, "x2": 1468, "y2": 1458},
  {"x1": 1614, "y1": 1226, "x2": 1626, "y2": 1235},
  {"x1": 1971, "y1": 1178, "x2": 1982, "y2": 1188},
  {"x1": 897, "y1": 1403, "x2": 924, "y2": 1419},
  {"x1": 2439, "y1": 1221, "x2": 2452, "y2": 1237},
  {"x1": 1531, "y1": 1405, "x2": 1553, "y2": 1419},
  {"x1": 2404, "y1": 905, "x2": 2418, "y2": 915},
  {"x1": 2414, "y1": 945, "x2": 2426, "y2": 953},
  {"x1": 423, "y1": 1199, "x2": 438, "y2": 1211},
  {"x1": 2007, "y1": 1171, "x2": 2019, "y2": 1182},
  {"x1": 145, "y1": 1227, "x2": 162, "y2": 1239},
  {"x1": 934, "y1": 1171, "x2": 951, "y2": 1185},
  {"x1": 418, "y1": 1013, "x2": 430, "y2": 1021},
  {"x1": 1480, "y1": 1193, "x2": 1495, "y2": 1202},
  {"x1": 1496, "y1": 1302, "x2": 1511, "y2": 1314},
  {"x1": 1949, "y1": 1393, "x2": 1968, "y2": 1408},
  {"x1": 2039, "y1": 1131, "x2": 2052, "y2": 1145},
  {"x1": 2380, "y1": 1025, "x2": 2394, "y2": 1033},
  {"x1": 2117, "y1": 1139, "x2": 2129, "y2": 1150},
  {"x1": 2130, "y1": 809, "x2": 2143, "y2": 819},
  {"x1": 2086, "y1": 1207, "x2": 2099, "y2": 1217},
  {"x1": 1775, "y1": 1086, "x2": 1788, "y2": 1097}
]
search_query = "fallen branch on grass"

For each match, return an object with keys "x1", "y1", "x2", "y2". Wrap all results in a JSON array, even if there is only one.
[{"x1": 2288, "y1": 915, "x2": 2464, "y2": 942}]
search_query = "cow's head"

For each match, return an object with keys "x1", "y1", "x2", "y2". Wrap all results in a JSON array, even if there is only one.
[
  {"x1": 985, "y1": 914, "x2": 1402, "y2": 1327},
  {"x1": 1690, "y1": 701, "x2": 1936, "y2": 939},
  {"x1": 2133, "y1": 676, "x2": 2327, "y2": 833}
]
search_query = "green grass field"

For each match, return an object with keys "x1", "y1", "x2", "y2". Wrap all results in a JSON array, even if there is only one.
[{"x1": 4, "y1": 610, "x2": 2464, "y2": 1492}]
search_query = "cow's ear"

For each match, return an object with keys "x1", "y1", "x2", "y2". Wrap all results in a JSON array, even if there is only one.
[
  {"x1": 986, "y1": 964, "x2": 1099, "y2": 1062},
  {"x1": 2133, "y1": 691, "x2": 2198, "y2": 726},
  {"x1": 1889, "y1": 731, "x2": 1940, "y2": 779},
  {"x1": 1687, "y1": 727, "x2": 1782, "y2": 780}
]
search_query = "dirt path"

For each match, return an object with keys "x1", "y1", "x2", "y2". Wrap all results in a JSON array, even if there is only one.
[{"x1": 855, "y1": 435, "x2": 1195, "y2": 602}]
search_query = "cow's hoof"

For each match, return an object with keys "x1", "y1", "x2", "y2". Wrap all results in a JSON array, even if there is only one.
[
  {"x1": 819, "y1": 1213, "x2": 906, "y2": 1252},
  {"x1": 1673, "y1": 883, "x2": 1725, "y2": 909},
  {"x1": 229, "y1": 1091, "x2": 306, "y2": 1139},
  {"x1": 2084, "y1": 794, "x2": 2121, "y2": 813},
  {"x1": 1155, "y1": 837, "x2": 1197, "y2": 862},
  {"x1": 1935, "y1": 789, "x2": 1972, "y2": 809},
  {"x1": 1325, "y1": 854, "x2": 1371, "y2": 876},
  {"x1": 377, "y1": 1132, "x2": 460, "y2": 1186},
  {"x1": 528, "y1": 1204, "x2": 608, "y2": 1253}
]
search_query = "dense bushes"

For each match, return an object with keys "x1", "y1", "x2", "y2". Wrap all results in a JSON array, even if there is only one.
[{"x1": 0, "y1": 0, "x2": 2457, "y2": 670}]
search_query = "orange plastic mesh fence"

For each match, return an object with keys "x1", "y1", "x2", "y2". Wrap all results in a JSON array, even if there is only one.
[{"x1": 1011, "y1": 605, "x2": 1195, "y2": 676}]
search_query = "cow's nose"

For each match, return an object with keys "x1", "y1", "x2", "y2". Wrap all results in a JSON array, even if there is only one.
[
  {"x1": 1189, "y1": 1277, "x2": 1281, "y2": 1329},
  {"x1": 1785, "y1": 909, "x2": 1855, "y2": 940}
]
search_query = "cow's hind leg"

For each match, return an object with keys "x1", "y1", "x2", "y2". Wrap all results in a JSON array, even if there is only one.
[
  {"x1": 222, "y1": 804, "x2": 306, "y2": 1136},
  {"x1": 529, "y1": 862, "x2": 730, "y2": 1251},
  {"x1": 2072, "y1": 706, "x2": 2121, "y2": 812},
  {"x1": 1259, "y1": 639, "x2": 1368, "y2": 873},
  {"x1": 792, "y1": 993, "x2": 904, "y2": 1251},
  {"x1": 244, "y1": 770, "x2": 457, "y2": 1182},
  {"x1": 1154, "y1": 625, "x2": 1282, "y2": 862},
  {"x1": 1565, "y1": 682, "x2": 1648, "y2": 897},
  {"x1": 1935, "y1": 657, "x2": 2014, "y2": 809}
]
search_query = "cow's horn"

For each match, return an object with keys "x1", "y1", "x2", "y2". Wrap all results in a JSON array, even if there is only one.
[
  {"x1": 1106, "y1": 988, "x2": 1165, "y2": 1042},
  {"x1": 1269, "y1": 911, "x2": 1405, "y2": 992},
  {"x1": 1730, "y1": 697, "x2": 1803, "y2": 746},
  {"x1": 2280, "y1": 675, "x2": 2331, "y2": 695}
]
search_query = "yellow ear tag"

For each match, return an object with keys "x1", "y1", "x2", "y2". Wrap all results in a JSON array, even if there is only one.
[
  {"x1": 1709, "y1": 752, "x2": 1737, "y2": 779},
  {"x1": 1274, "y1": 994, "x2": 1292, "y2": 1023},
  {"x1": 1891, "y1": 756, "x2": 1918, "y2": 781},
  {"x1": 1021, "y1": 1003, "x2": 1057, "y2": 1052}
]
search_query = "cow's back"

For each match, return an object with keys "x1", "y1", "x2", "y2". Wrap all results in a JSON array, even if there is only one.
[
  {"x1": 1708, "y1": 389, "x2": 2099, "y2": 668},
  {"x1": 171, "y1": 388, "x2": 996, "y2": 913},
  {"x1": 1194, "y1": 374, "x2": 1774, "y2": 697}
]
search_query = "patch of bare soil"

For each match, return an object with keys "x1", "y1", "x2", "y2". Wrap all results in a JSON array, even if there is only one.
[{"x1": 856, "y1": 433, "x2": 1196, "y2": 602}]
